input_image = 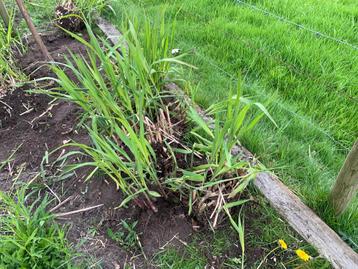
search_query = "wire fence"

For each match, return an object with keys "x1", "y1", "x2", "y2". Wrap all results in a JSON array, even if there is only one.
[
  {"x1": 235, "y1": 0, "x2": 358, "y2": 51},
  {"x1": 189, "y1": 0, "x2": 356, "y2": 151},
  {"x1": 195, "y1": 52, "x2": 351, "y2": 151}
]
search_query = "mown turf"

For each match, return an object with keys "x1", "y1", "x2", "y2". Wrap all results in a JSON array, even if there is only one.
[
  {"x1": 108, "y1": 0, "x2": 358, "y2": 251},
  {"x1": 245, "y1": 0, "x2": 358, "y2": 45}
]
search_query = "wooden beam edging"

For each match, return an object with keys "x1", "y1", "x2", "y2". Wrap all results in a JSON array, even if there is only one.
[
  {"x1": 255, "y1": 172, "x2": 358, "y2": 268},
  {"x1": 97, "y1": 17, "x2": 128, "y2": 52},
  {"x1": 96, "y1": 17, "x2": 358, "y2": 269}
]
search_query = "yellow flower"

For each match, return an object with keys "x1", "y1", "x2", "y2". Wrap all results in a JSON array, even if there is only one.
[
  {"x1": 278, "y1": 239, "x2": 288, "y2": 250},
  {"x1": 295, "y1": 249, "x2": 311, "y2": 262}
]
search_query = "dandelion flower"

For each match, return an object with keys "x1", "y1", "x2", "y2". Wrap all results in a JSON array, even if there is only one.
[
  {"x1": 295, "y1": 249, "x2": 311, "y2": 262},
  {"x1": 278, "y1": 239, "x2": 288, "y2": 250}
]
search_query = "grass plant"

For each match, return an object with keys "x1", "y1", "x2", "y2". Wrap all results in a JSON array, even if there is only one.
[
  {"x1": 42, "y1": 10, "x2": 270, "y2": 234},
  {"x1": 39, "y1": 16, "x2": 196, "y2": 208},
  {"x1": 108, "y1": 0, "x2": 358, "y2": 250},
  {"x1": 163, "y1": 85, "x2": 272, "y2": 226},
  {"x1": 187, "y1": 83, "x2": 273, "y2": 181},
  {"x1": 0, "y1": 186, "x2": 76, "y2": 268},
  {"x1": 107, "y1": 219, "x2": 140, "y2": 252},
  {"x1": 0, "y1": 8, "x2": 23, "y2": 93}
]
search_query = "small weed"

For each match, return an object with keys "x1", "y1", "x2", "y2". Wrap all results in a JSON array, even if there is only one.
[
  {"x1": 224, "y1": 257, "x2": 242, "y2": 268},
  {"x1": 0, "y1": 186, "x2": 77, "y2": 268},
  {"x1": 107, "y1": 220, "x2": 139, "y2": 252}
]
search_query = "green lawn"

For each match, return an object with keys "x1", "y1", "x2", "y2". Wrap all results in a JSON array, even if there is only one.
[{"x1": 108, "y1": 0, "x2": 358, "y2": 250}]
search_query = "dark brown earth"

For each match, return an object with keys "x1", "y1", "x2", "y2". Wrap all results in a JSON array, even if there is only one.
[
  {"x1": 0, "y1": 30, "x2": 266, "y2": 268},
  {"x1": 19, "y1": 31, "x2": 89, "y2": 79},
  {"x1": 0, "y1": 31, "x2": 197, "y2": 268},
  {"x1": 52, "y1": 171, "x2": 196, "y2": 268},
  {"x1": 0, "y1": 31, "x2": 89, "y2": 170}
]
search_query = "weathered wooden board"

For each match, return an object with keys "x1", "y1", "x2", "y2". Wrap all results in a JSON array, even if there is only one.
[
  {"x1": 96, "y1": 18, "x2": 358, "y2": 269},
  {"x1": 330, "y1": 140, "x2": 358, "y2": 215},
  {"x1": 97, "y1": 17, "x2": 122, "y2": 45},
  {"x1": 255, "y1": 171, "x2": 358, "y2": 269}
]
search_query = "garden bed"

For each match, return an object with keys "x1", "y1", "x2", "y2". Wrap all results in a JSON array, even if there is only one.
[
  {"x1": 0, "y1": 31, "x2": 88, "y2": 170},
  {"x1": 2, "y1": 2, "x2": 354, "y2": 266},
  {"x1": 0, "y1": 28, "x2": 269, "y2": 268}
]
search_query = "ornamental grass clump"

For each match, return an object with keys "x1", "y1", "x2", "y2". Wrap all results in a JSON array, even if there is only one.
[
  {"x1": 45, "y1": 14, "x2": 272, "y2": 226},
  {"x1": 42, "y1": 15, "x2": 194, "y2": 210},
  {"x1": 163, "y1": 83, "x2": 274, "y2": 226}
]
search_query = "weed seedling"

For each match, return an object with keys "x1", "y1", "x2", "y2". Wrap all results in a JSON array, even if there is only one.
[
  {"x1": 107, "y1": 220, "x2": 140, "y2": 252},
  {"x1": 0, "y1": 186, "x2": 76, "y2": 268}
]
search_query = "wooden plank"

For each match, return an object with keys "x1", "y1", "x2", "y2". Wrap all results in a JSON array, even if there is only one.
[
  {"x1": 255, "y1": 171, "x2": 358, "y2": 269},
  {"x1": 97, "y1": 17, "x2": 130, "y2": 52},
  {"x1": 97, "y1": 17, "x2": 122, "y2": 45},
  {"x1": 330, "y1": 139, "x2": 358, "y2": 215},
  {"x1": 96, "y1": 19, "x2": 358, "y2": 269}
]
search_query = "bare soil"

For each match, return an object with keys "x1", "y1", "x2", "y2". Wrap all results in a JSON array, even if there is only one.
[
  {"x1": 0, "y1": 30, "x2": 265, "y2": 268},
  {"x1": 0, "y1": 31, "x2": 89, "y2": 170}
]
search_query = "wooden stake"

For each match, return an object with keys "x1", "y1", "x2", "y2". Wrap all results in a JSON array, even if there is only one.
[
  {"x1": 330, "y1": 139, "x2": 358, "y2": 215},
  {"x1": 15, "y1": 0, "x2": 52, "y2": 61},
  {"x1": 0, "y1": 0, "x2": 9, "y2": 27}
]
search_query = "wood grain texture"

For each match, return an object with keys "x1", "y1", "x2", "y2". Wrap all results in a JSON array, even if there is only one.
[
  {"x1": 330, "y1": 140, "x2": 358, "y2": 215},
  {"x1": 97, "y1": 17, "x2": 122, "y2": 45},
  {"x1": 15, "y1": 0, "x2": 52, "y2": 61},
  {"x1": 97, "y1": 20, "x2": 358, "y2": 269},
  {"x1": 97, "y1": 17, "x2": 129, "y2": 54},
  {"x1": 255, "y1": 171, "x2": 358, "y2": 269}
]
